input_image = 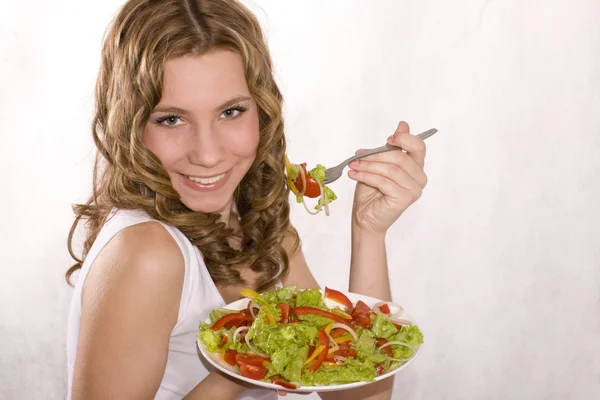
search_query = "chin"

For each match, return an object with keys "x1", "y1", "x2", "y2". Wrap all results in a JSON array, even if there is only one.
[{"x1": 180, "y1": 196, "x2": 231, "y2": 215}]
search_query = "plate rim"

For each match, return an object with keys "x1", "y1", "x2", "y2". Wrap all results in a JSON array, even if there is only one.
[{"x1": 196, "y1": 289, "x2": 423, "y2": 393}]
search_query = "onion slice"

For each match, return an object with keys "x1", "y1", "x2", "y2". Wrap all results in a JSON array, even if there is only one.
[
  {"x1": 377, "y1": 341, "x2": 414, "y2": 361},
  {"x1": 317, "y1": 180, "x2": 330, "y2": 216},
  {"x1": 298, "y1": 164, "x2": 307, "y2": 196},
  {"x1": 246, "y1": 338, "x2": 269, "y2": 358},
  {"x1": 330, "y1": 323, "x2": 358, "y2": 342},
  {"x1": 249, "y1": 303, "x2": 261, "y2": 319},
  {"x1": 233, "y1": 326, "x2": 249, "y2": 344},
  {"x1": 301, "y1": 197, "x2": 320, "y2": 215},
  {"x1": 372, "y1": 301, "x2": 404, "y2": 316},
  {"x1": 389, "y1": 318, "x2": 413, "y2": 326}
]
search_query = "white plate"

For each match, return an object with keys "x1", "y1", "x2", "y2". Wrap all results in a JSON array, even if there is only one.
[{"x1": 196, "y1": 290, "x2": 423, "y2": 393}]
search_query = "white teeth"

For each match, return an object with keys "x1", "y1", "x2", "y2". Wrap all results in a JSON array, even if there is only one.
[{"x1": 186, "y1": 173, "x2": 225, "y2": 185}]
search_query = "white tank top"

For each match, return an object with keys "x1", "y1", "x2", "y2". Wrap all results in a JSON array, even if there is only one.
[{"x1": 66, "y1": 209, "x2": 276, "y2": 400}]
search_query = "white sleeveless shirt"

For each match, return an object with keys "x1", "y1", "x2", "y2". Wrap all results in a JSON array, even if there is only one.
[{"x1": 66, "y1": 209, "x2": 276, "y2": 400}]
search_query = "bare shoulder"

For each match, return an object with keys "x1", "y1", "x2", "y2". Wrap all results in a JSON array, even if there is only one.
[
  {"x1": 73, "y1": 221, "x2": 185, "y2": 398},
  {"x1": 88, "y1": 221, "x2": 184, "y2": 290}
]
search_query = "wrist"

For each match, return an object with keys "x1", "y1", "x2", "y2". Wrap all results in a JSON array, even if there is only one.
[{"x1": 351, "y1": 223, "x2": 386, "y2": 245}]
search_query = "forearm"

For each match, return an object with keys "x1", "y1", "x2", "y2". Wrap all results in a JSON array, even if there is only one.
[
  {"x1": 183, "y1": 370, "x2": 248, "y2": 400},
  {"x1": 348, "y1": 224, "x2": 391, "y2": 302}
]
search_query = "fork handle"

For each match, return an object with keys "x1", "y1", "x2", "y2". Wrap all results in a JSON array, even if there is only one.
[{"x1": 341, "y1": 128, "x2": 437, "y2": 165}]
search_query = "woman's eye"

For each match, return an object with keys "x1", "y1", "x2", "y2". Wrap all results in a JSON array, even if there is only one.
[
  {"x1": 157, "y1": 115, "x2": 183, "y2": 126},
  {"x1": 220, "y1": 106, "x2": 246, "y2": 119}
]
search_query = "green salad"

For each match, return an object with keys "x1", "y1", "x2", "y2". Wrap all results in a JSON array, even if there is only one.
[{"x1": 198, "y1": 285, "x2": 423, "y2": 389}]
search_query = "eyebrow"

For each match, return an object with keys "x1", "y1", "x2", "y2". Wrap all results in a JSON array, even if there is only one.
[{"x1": 152, "y1": 95, "x2": 252, "y2": 115}]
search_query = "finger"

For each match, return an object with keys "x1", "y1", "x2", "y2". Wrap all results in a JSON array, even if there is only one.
[
  {"x1": 349, "y1": 151, "x2": 427, "y2": 188},
  {"x1": 395, "y1": 120, "x2": 410, "y2": 134},
  {"x1": 387, "y1": 133, "x2": 426, "y2": 167},
  {"x1": 348, "y1": 169, "x2": 422, "y2": 202},
  {"x1": 277, "y1": 390, "x2": 288, "y2": 396},
  {"x1": 349, "y1": 160, "x2": 424, "y2": 193}
]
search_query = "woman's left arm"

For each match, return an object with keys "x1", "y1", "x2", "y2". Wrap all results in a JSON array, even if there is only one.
[
  {"x1": 346, "y1": 121, "x2": 427, "y2": 301},
  {"x1": 281, "y1": 121, "x2": 428, "y2": 400}
]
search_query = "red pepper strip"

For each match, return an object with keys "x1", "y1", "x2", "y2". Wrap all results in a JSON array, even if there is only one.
[
  {"x1": 292, "y1": 306, "x2": 349, "y2": 325},
  {"x1": 211, "y1": 312, "x2": 247, "y2": 331},
  {"x1": 271, "y1": 375, "x2": 297, "y2": 390},
  {"x1": 355, "y1": 300, "x2": 371, "y2": 313},
  {"x1": 277, "y1": 303, "x2": 291, "y2": 323},
  {"x1": 374, "y1": 364, "x2": 384, "y2": 376},
  {"x1": 218, "y1": 336, "x2": 228, "y2": 348},
  {"x1": 392, "y1": 323, "x2": 403, "y2": 330},
  {"x1": 324, "y1": 287, "x2": 354, "y2": 314},
  {"x1": 307, "y1": 330, "x2": 330, "y2": 372},
  {"x1": 330, "y1": 328, "x2": 347, "y2": 338}
]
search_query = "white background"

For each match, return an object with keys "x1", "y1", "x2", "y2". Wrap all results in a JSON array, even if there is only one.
[{"x1": 1, "y1": 0, "x2": 599, "y2": 399}]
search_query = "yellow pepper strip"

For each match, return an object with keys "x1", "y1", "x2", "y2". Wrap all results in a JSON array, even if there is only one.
[
  {"x1": 239, "y1": 288, "x2": 259, "y2": 300},
  {"x1": 265, "y1": 309, "x2": 276, "y2": 325},
  {"x1": 331, "y1": 309, "x2": 353, "y2": 320},
  {"x1": 220, "y1": 346, "x2": 226, "y2": 362},
  {"x1": 304, "y1": 345, "x2": 326, "y2": 365},
  {"x1": 324, "y1": 322, "x2": 335, "y2": 335},
  {"x1": 285, "y1": 155, "x2": 300, "y2": 195},
  {"x1": 334, "y1": 335, "x2": 354, "y2": 344},
  {"x1": 322, "y1": 362, "x2": 341, "y2": 367}
]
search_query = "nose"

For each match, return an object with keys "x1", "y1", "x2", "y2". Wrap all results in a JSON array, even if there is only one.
[{"x1": 187, "y1": 123, "x2": 225, "y2": 168}]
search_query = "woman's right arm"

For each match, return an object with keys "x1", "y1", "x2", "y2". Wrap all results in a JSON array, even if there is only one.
[{"x1": 71, "y1": 222, "x2": 187, "y2": 399}]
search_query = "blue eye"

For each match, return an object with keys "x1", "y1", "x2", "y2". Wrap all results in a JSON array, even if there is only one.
[
  {"x1": 156, "y1": 114, "x2": 183, "y2": 126},
  {"x1": 221, "y1": 105, "x2": 247, "y2": 119}
]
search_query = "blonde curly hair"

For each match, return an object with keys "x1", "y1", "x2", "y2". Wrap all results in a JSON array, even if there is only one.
[{"x1": 67, "y1": 0, "x2": 298, "y2": 292}]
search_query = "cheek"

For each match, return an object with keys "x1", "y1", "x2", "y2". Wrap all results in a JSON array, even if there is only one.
[
  {"x1": 142, "y1": 126, "x2": 176, "y2": 167},
  {"x1": 229, "y1": 115, "x2": 260, "y2": 157}
]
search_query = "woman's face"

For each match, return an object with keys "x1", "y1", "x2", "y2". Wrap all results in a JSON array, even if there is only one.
[{"x1": 143, "y1": 50, "x2": 260, "y2": 215}]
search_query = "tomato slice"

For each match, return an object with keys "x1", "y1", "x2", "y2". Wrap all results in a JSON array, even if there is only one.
[
  {"x1": 271, "y1": 375, "x2": 297, "y2": 390},
  {"x1": 277, "y1": 303, "x2": 290, "y2": 323},
  {"x1": 376, "y1": 338, "x2": 392, "y2": 356},
  {"x1": 293, "y1": 163, "x2": 321, "y2": 198},
  {"x1": 354, "y1": 300, "x2": 371, "y2": 313},
  {"x1": 377, "y1": 304, "x2": 391, "y2": 314},
  {"x1": 374, "y1": 364, "x2": 384, "y2": 376},
  {"x1": 292, "y1": 306, "x2": 349, "y2": 325},
  {"x1": 392, "y1": 323, "x2": 403, "y2": 330},
  {"x1": 353, "y1": 315, "x2": 372, "y2": 329},
  {"x1": 334, "y1": 344, "x2": 357, "y2": 359},
  {"x1": 211, "y1": 313, "x2": 247, "y2": 331},
  {"x1": 223, "y1": 350, "x2": 238, "y2": 367},
  {"x1": 239, "y1": 363, "x2": 268, "y2": 380},
  {"x1": 324, "y1": 287, "x2": 354, "y2": 314},
  {"x1": 235, "y1": 353, "x2": 270, "y2": 367}
]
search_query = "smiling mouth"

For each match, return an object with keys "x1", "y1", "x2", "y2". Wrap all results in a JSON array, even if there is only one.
[{"x1": 184, "y1": 173, "x2": 226, "y2": 185}]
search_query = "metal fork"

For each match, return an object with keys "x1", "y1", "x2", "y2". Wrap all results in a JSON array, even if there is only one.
[{"x1": 323, "y1": 128, "x2": 438, "y2": 185}]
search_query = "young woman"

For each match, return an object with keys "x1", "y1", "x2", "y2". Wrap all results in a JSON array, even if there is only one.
[{"x1": 65, "y1": 1, "x2": 428, "y2": 399}]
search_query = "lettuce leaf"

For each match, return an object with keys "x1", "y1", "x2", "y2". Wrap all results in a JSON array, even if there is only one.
[
  {"x1": 301, "y1": 357, "x2": 376, "y2": 385},
  {"x1": 254, "y1": 284, "x2": 297, "y2": 307},
  {"x1": 198, "y1": 323, "x2": 222, "y2": 352},
  {"x1": 353, "y1": 330, "x2": 388, "y2": 365},
  {"x1": 295, "y1": 288, "x2": 327, "y2": 309},
  {"x1": 370, "y1": 313, "x2": 398, "y2": 340},
  {"x1": 388, "y1": 324, "x2": 424, "y2": 347}
]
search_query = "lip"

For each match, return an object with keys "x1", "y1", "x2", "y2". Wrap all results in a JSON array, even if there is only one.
[{"x1": 178, "y1": 169, "x2": 232, "y2": 192}]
